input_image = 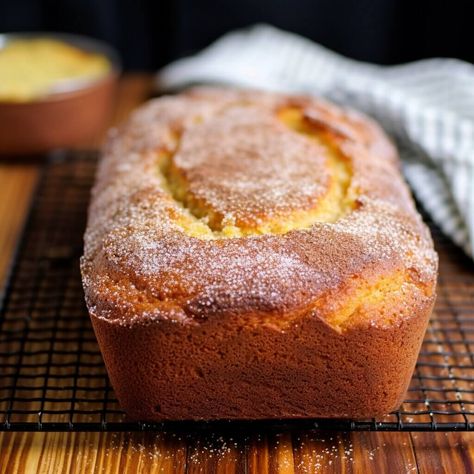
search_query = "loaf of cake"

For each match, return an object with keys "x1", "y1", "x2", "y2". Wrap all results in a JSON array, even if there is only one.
[{"x1": 81, "y1": 87, "x2": 438, "y2": 420}]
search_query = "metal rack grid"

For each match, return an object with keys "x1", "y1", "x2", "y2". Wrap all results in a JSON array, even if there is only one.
[{"x1": 1, "y1": 151, "x2": 474, "y2": 432}]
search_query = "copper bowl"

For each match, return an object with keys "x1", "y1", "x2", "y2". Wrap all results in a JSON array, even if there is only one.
[{"x1": 0, "y1": 33, "x2": 121, "y2": 155}]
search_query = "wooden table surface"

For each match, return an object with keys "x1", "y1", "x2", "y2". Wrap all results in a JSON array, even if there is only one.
[{"x1": 0, "y1": 74, "x2": 473, "y2": 474}]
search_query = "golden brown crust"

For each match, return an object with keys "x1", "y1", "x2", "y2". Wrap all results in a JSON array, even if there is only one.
[
  {"x1": 81, "y1": 87, "x2": 438, "y2": 420},
  {"x1": 91, "y1": 294, "x2": 433, "y2": 420}
]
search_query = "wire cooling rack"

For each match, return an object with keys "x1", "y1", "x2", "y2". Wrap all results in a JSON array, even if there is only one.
[{"x1": 1, "y1": 151, "x2": 474, "y2": 432}]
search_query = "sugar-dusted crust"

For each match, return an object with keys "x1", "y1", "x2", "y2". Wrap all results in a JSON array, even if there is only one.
[{"x1": 81, "y1": 87, "x2": 438, "y2": 420}]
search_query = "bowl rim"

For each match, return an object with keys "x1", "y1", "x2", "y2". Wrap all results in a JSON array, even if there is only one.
[{"x1": 0, "y1": 31, "x2": 122, "y2": 104}]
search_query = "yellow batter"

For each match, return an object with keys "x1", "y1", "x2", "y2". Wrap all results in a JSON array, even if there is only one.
[{"x1": 0, "y1": 38, "x2": 111, "y2": 102}]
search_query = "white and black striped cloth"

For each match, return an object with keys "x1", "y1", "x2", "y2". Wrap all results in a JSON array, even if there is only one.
[{"x1": 158, "y1": 25, "x2": 474, "y2": 258}]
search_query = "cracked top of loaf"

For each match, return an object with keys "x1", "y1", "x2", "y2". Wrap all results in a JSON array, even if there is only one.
[{"x1": 81, "y1": 87, "x2": 438, "y2": 331}]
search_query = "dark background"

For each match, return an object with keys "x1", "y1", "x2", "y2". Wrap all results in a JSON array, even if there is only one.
[{"x1": 1, "y1": 0, "x2": 472, "y2": 70}]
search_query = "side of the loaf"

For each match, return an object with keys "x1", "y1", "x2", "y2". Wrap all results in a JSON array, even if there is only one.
[
  {"x1": 81, "y1": 87, "x2": 438, "y2": 420},
  {"x1": 90, "y1": 293, "x2": 433, "y2": 420}
]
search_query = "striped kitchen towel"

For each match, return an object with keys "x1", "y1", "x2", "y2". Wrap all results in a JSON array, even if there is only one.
[{"x1": 158, "y1": 24, "x2": 474, "y2": 258}]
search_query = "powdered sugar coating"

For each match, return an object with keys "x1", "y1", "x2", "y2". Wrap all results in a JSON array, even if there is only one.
[
  {"x1": 172, "y1": 105, "x2": 330, "y2": 227},
  {"x1": 81, "y1": 87, "x2": 438, "y2": 328}
]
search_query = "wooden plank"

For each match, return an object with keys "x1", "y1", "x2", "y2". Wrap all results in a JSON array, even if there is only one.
[
  {"x1": 349, "y1": 432, "x2": 418, "y2": 473},
  {"x1": 186, "y1": 432, "x2": 247, "y2": 473},
  {"x1": 291, "y1": 431, "x2": 418, "y2": 473},
  {"x1": 411, "y1": 432, "x2": 474, "y2": 474},
  {"x1": 0, "y1": 430, "x2": 414, "y2": 473},
  {"x1": 248, "y1": 432, "x2": 270, "y2": 474},
  {"x1": 0, "y1": 431, "x2": 189, "y2": 473},
  {"x1": 0, "y1": 164, "x2": 39, "y2": 285},
  {"x1": 292, "y1": 431, "x2": 353, "y2": 473},
  {"x1": 269, "y1": 432, "x2": 295, "y2": 473},
  {"x1": 0, "y1": 430, "x2": 423, "y2": 473}
]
